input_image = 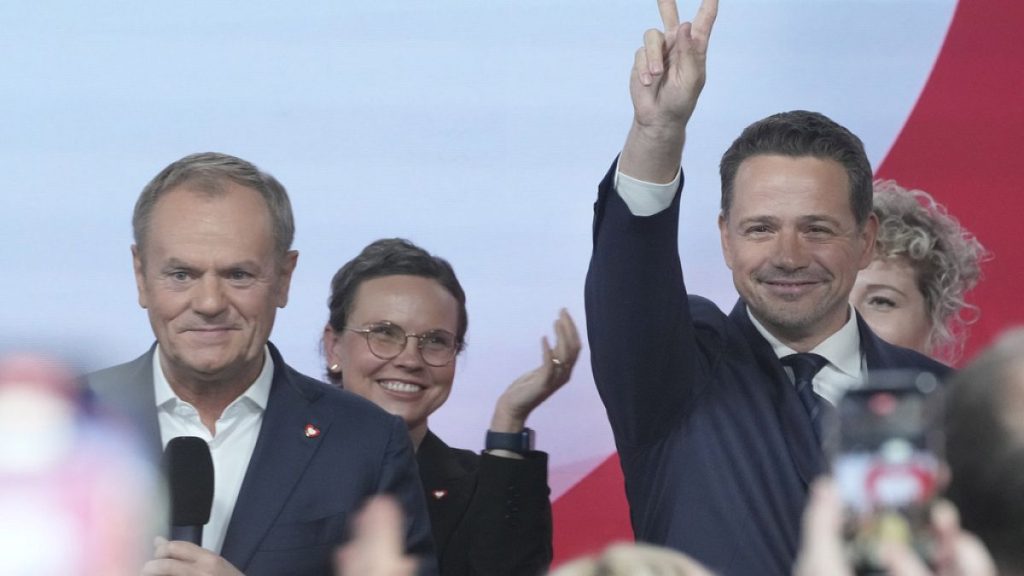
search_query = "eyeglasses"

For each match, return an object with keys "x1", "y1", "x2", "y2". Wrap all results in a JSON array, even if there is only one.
[{"x1": 348, "y1": 322, "x2": 459, "y2": 367}]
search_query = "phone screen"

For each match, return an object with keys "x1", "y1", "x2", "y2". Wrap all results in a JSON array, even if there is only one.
[{"x1": 830, "y1": 371, "x2": 944, "y2": 573}]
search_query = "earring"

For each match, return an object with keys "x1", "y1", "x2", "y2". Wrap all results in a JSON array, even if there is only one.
[{"x1": 328, "y1": 363, "x2": 341, "y2": 374}]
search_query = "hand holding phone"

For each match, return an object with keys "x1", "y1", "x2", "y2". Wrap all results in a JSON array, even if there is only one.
[
  {"x1": 794, "y1": 479, "x2": 997, "y2": 576},
  {"x1": 829, "y1": 370, "x2": 944, "y2": 573}
]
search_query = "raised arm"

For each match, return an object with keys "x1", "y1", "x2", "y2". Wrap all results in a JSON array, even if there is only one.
[
  {"x1": 586, "y1": 0, "x2": 720, "y2": 449},
  {"x1": 619, "y1": 0, "x2": 718, "y2": 183}
]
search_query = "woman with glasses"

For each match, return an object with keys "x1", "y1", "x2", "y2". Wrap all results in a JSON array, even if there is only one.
[{"x1": 322, "y1": 238, "x2": 580, "y2": 576}]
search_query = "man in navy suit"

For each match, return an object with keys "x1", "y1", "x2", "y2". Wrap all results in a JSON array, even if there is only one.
[
  {"x1": 88, "y1": 152, "x2": 436, "y2": 576},
  {"x1": 584, "y1": 1, "x2": 950, "y2": 574}
]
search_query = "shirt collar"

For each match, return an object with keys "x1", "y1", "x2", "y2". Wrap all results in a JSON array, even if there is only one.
[
  {"x1": 746, "y1": 304, "x2": 862, "y2": 377},
  {"x1": 153, "y1": 344, "x2": 274, "y2": 411}
]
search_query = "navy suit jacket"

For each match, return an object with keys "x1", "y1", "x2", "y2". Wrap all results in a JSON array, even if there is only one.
[
  {"x1": 584, "y1": 163, "x2": 950, "y2": 576},
  {"x1": 88, "y1": 343, "x2": 438, "y2": 576},
  {"x1": 417, "y1": 431, "x2": 552, "y2": 576}
]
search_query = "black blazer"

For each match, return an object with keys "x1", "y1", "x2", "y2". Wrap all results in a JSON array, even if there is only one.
[
  {"x1": 417, "y1": 431, "x2": 552, "y2": 576},
  {"x1": 584, "y1": 162, "x2": 950, "y2": 576},
  {"x1": 88, "y1": 343, "x2": 438, "y2": 576}
]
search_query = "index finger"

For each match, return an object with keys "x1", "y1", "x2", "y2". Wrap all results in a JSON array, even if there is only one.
[{"x1": 657, "y1": 0, "x2": 680, "y2": 32}]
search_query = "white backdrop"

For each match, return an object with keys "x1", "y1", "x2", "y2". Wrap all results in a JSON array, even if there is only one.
[{"x1": 0, "y1": 0, "x2": 956, "y2": 497}]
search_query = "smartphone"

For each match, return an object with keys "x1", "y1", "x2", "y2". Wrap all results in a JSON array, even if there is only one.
[{"x1": 828, "y1": 370, "x2": 945, "y2": 574}]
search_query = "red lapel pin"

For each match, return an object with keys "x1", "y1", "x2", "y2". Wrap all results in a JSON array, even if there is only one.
[{"x1": 304, "y1": 423, "x2": 321, "y2": 438}]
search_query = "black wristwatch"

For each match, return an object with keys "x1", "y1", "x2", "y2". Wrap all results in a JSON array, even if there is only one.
[{"x1": 485, "y1": 427, "x2": 535, "y2": 453}]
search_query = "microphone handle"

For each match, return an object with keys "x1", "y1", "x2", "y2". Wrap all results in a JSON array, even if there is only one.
[{"x1": 170, "y1": 525, "x2": 203, "y2": 546}]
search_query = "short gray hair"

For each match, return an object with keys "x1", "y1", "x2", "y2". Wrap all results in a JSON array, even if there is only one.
[
  {"x1": 132, "y1": 152, "x2": 295, "y2": 258},
  {"x1": 871, "y1": 180, "x2": 987, "y2": 362}
]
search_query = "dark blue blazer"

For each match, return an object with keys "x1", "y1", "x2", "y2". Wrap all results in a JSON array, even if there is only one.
[
  {"x1": 584, "y1": 163, "x2": 950, "y2": 576},
  {"x1": 88, "y1": 342, "x2": 438, "y2": 576},
  {"x1": 417, "y1": 431, "x2": 552, "y2": 576}
]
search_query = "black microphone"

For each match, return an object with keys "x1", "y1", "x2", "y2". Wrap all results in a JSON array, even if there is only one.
[{"x1": 162, "y1": 436, "x2": 214, "y2": 546}]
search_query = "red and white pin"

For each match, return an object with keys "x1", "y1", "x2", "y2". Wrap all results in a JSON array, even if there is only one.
[
  {"x1": 431, "y1": 490, "x2": 447, "y2": 500},
  {"x1": 304, "y1": 423, "x2": 321, "y2": 438}
]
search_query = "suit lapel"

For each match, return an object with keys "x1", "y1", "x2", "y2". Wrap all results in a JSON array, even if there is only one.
[
  {"x1": 856, "y1": 312, "x2": 952, "y2": 380},
  {"x1": 856, "y1": 312, "x2": 892, "y2": 371},
  {"x1": 220, "y1": 345, "x2": 329, "y2": 572},
  {"x1": 417, "y1": 431, "x2": 474, "y2": 556},
  {"x1": 729, "y1": 301, "x2": 827, "y2": 485},
  {"x1": 89, "y1": 347, "x2": 164, "y2": 459},
  {"x1": 128, "y1": 350, "x2": 164, "y2": 459}
]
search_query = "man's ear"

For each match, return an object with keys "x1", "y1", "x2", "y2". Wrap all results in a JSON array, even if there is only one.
[
  {"x1": 131, "y1": 245, "x2": 148, "y2": 309},
  {"x1": 718, "y1": 212, "x2": 735, "y2": 270},
  {"x1": 275, "y1": 250, "x2": 300, "y2": 308}
]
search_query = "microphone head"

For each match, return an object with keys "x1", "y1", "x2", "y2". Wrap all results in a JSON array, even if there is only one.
[{"x1": 162, "y1": 436, "x2": 214, "y2": 527}]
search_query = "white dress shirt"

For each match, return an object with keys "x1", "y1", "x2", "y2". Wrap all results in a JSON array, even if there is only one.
[
  {"x1": 614, "y1": 162, "x2": 866, "y2": 404},
  {"x1": 747, "y1": 308, "x2": 865, "y2": 405},
  {"x1": 153, "y1": 345, "x2": 274, "y2": 553}
]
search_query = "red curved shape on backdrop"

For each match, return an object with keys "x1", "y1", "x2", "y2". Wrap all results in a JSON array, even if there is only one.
[
  {"x1": 875, "y1": 0, "x2": 1024, "y2": 363},
  {"x1": 552, "y1": 453, "x2": 631, "y2": 562},
  {"x1": 552, "y1": 0, "x2": 1024, "y2": 565}
]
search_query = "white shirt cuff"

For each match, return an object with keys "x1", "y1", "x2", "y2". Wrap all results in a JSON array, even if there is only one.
[{"x1": 613, "y1": 161, "x2": 681, "y2": 217}]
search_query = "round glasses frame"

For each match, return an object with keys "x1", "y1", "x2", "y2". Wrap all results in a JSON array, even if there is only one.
[{"x1": 348, "y1": 322, "x2": 459, "y2": 367}]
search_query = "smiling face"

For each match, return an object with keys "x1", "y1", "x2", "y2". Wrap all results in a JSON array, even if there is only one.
[
  {"x1": 719, "y1": 155, "x2": 877, "y2": 350},
  {"x1": 324, "y1": 275, "x2": 459, "y2": 445},
  {"x1": 850, "y1": 256, "x2": 933, "y2": 355},
  {"x1": 133, "y1": 182, "x2": 297, "y2": 395}
]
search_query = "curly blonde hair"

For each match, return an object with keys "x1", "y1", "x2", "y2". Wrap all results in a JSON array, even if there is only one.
[{"x1": 871, "y1": 180, "x2": 988, "y2": 362}]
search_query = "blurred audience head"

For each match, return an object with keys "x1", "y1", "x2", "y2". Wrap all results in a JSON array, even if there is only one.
[
  {"x1": 851, "y1": 180, "x2": 986, "y2": 362},
  {"x1": 0, "y1": 352, "x2": 163, "y2": 576},
  {"x1": 946, "y1": 328, "x2": 1024, "y2": 575},
  {"x1": 548, "y1": 542, "x2": 716, "y2": 576}
]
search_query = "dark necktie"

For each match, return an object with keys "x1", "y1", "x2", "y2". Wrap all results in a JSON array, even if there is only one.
[{"x1": 781, "y1": 353, "x2": 829, "y2": 440}]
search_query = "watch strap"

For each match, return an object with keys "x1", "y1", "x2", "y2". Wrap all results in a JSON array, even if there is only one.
[{"x1": 485, "y1": 427, "x2": 535, "y2": 453}]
